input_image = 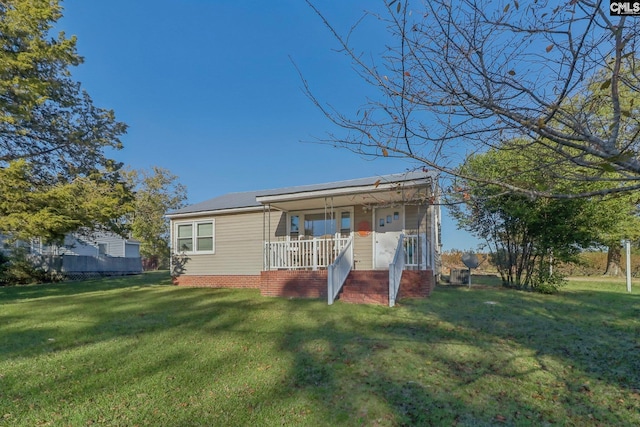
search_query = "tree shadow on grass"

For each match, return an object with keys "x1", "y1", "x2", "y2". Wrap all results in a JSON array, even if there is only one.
[
  {"x1": 274, "y1": 282, "x2": 640, "y2": 425},
  {"x1": 0, "y1": 271, "x2": 173, "y2": 303},
  {"x1": 1, "y1": 277, "x2": 294, "y2": 425},
  {"x1": 0, "y1": 273, "x2": 276, "y2": 359},
  {"x1": 2, "y1": 274, "x2": 639, "y2": 425},
  {"x1": 405, "y1": 286, "x2": 639, "y2": 422},
  {"x1": 269, "y1": 290, "x2": 462, "y2": 424},
  {"x1": 420, "y1": 287, "x2": 640, "y2": 390}
]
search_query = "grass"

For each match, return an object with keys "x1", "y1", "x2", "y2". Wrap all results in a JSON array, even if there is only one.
[{"x1": 1, "y1": 272, "x2": 639, "y2": 426}]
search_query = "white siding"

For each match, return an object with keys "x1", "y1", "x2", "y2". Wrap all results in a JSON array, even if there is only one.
[
  {"x1": 57, "y1": 235, "x2": 100, "y2": 256},
  {"x1": 37, "y1": 232, "x2": 139, "y2": 258},
  {"x1": 175, "y1": 210, "x2": 285, "y2": 276},
  {"x1": 353, "y1": 206, "x2": 373, "y2": 270}
]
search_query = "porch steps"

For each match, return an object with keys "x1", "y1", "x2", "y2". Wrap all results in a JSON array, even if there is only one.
[
  {"x1": 339, "y1": 270, "x2": 389, "y2": 305},
  {"x1": 337, "y1": 270, "x2": 435, "y2": 305}
]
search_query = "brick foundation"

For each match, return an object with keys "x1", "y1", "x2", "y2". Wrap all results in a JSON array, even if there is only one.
[
  {"x1": 173, "y1": 269, "x2": 434, "y2": 304},
  {"x1": 171, "y1": 274, "x2": 261, "y2": 289},
  {"x1": 260, "y1": 270, "x2": 328, "y2": 298},
  {"x1": 398, "y1": 270, "x2": 435, "y2": 299}
]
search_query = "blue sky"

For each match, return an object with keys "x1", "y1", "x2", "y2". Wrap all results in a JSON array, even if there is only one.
[{"x1": 58, "y1": 0, "x2": 481, "y2": 251}]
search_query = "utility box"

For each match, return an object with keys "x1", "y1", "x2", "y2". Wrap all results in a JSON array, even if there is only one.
[{"x1": 449, "y1": 269, "x2": 470, "y2": 285}]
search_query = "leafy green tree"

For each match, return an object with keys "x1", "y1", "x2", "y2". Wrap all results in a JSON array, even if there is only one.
[
  {"x1": 575, "y1": 66, "x2": 640, "y2": 275},
  {"x1": 125, "y1": 167, "x2": 187, "y2": 269},
  {"x1": 448, "y1": 143, "x2": 611, "y2": 291},
  {"x1": 0, "y1": 0, "x2": 130, "y2": 242},
  {"x1": 0, "y1": 160, "x2": 132, "y2": 243},
  {"x1": 594, "y1": 193, "x2": 640, "y2": 276}
]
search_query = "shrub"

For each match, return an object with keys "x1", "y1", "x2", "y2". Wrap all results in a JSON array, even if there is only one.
[
  {"x1": 531, "y1": 272, "x2": 567, "y2": 294},
  {"x1": 0, "y1": 247, "x2": 57, "y2": 286}
]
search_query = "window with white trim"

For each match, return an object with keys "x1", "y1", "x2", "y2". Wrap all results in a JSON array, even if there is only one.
[
  {"x1": 288, "y1": 209, "x2": 353, "y2": 238},
  {"x1": 175, "y1": 220, "x2": 215, "y2": 253}
]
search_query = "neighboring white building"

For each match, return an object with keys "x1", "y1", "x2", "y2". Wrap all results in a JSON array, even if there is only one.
[
  {"x1": 1, "y1": 231, "x2": 142, "y2": 278},
  {"x1": 30, "y1": 232, "x2": 141, "y2": 258}
]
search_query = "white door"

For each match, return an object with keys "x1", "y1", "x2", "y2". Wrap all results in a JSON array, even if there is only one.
[{"x1": 374, "y1": 207, "x2": 403, "y2": 269}]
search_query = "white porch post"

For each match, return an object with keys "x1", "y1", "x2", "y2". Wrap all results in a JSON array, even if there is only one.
[
  {"x1": 267, "y1": 204, "x2": 272, "y2": 270},
  {"x1": 312, "y1": 238, "x2": 318, "y2": 270},
  {"x1": 626, "y1": 239, "x2": 632, "y2": 293},
  {"x1": 430, "y1": 200, "x2": 436, "y2": 270}
]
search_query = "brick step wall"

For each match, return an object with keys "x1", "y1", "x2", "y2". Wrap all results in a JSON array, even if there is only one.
[
  {"x1": 338, "y1": 270, "x2": 435, "y2": 305},
  {"x1": 339, "y1": 270, "x2": 390, "y2": 305},
  {"x1": 398, "y1": 270, "x2": 435, "y2": 299},
  {"x1": 260, "y1": 270, "x2": 327, "y2": 298}
]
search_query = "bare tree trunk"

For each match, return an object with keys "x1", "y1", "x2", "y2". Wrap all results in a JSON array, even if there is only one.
[{"x1": 604, "y1": 245, "x2": 622, "y2": 276}]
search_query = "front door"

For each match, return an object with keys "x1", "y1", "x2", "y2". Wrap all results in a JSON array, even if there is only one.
[{"x1": 374, "y1": 207, "x2": 403, "y2": 269}]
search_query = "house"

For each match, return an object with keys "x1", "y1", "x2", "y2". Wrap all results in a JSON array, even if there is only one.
[
  {"x1": 167, "y1": 171, "x2": 441, "y2": 306},
  {"x1": 1, "y1": 231, "x2": 142, "y2": 279},
  {"x1": 30, "y1": 231, "x2": 141, "y2": 258}
]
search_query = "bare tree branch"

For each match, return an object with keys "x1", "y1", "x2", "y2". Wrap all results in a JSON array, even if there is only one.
[{"x1": 303, "y1": 0, "x2": 640, "y2": 198}]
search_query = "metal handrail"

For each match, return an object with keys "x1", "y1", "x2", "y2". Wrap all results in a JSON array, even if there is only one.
[
  {"x1": 327, "y1": 236, "x2": 353, "y2": 305},
  {"x1": 389, "y1": 233, "x2": 406, "y2": 307}
]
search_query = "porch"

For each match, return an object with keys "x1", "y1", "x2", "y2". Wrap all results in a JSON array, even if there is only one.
[
  {"x1": 254, "y1": 171, "x2": 439, "y2": 305},
  {"x1": 263, "y1": 234, "x2": 422, "y2": 271},
  {"x1": 263, "y1": 234, "x2": 429, "y2": 306}
]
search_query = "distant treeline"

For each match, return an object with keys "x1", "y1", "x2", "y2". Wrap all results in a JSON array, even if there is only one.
[{"x1": 441, "y1": 251, "x2": 640, "y2": 277}]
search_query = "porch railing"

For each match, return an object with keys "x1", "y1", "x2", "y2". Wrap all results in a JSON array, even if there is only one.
[
  {"x1": 389, "y1": 233, "x2": 406, "y2": 307},
  {"x1": 264, "y1": 236, "x2": 350, "y2": 270},
  {"x1": 327, "y1": 236, "x2": 354, "y2": 305}
]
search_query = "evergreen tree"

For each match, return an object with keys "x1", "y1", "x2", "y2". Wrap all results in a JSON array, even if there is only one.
[{"x1": 0, "y1": 0, "x2": 130, "y2": 243}]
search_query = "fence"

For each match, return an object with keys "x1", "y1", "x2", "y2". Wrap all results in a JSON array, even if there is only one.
[{"x1": 33, "y1": 255, "x2": 142, "y2": 279}]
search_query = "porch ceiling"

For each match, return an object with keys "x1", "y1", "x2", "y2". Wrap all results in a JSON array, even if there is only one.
[{"x1": 262, "y1": 186, "x2": 430, "y2": 211}]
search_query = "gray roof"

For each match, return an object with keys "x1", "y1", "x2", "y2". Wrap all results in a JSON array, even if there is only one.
[
  {"x1": 169, "y1": 189, "x2": 266, "y2": 215},
  {"x1": 168, "y1": 170, "x2": 435, "y2": 216}
]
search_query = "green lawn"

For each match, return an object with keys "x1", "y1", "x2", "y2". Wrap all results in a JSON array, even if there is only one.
[{"x1": 1, "y1": 272, "x2": 639, "y2": 426}]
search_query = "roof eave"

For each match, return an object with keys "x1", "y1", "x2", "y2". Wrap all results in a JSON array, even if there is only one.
[
  {"x1": 167, "y1": 205, "x2": 264, "y2": 220},
  {"x1": 255, "y1": 177, "x2": 432, "y2": 205}
]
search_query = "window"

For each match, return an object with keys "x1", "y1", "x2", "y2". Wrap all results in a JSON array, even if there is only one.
[
  {"x1": 177, "y1": 224, "x2": 193, "y2": 251},
  {"x1": 196, "y1": 222, "x2": 213, "y2": 251},
  {"x1": 175, "y1": 220, "x2": 215, "y2": 253},
  {"x1": 97, "y1": 243, "x2": 108, "y2": 255},
  {"x1": 290, "y1": 215, "x2": 300, "y2": 236},
  {"x1": 289, "y1": 209, "x2": 353, "y2": 237},
  {"x1": 304, "y1": 213, "x2": 336, "y2": 237},
  {"x1": 340, "y1": 212, "x2": 351, "y2": 236}
]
